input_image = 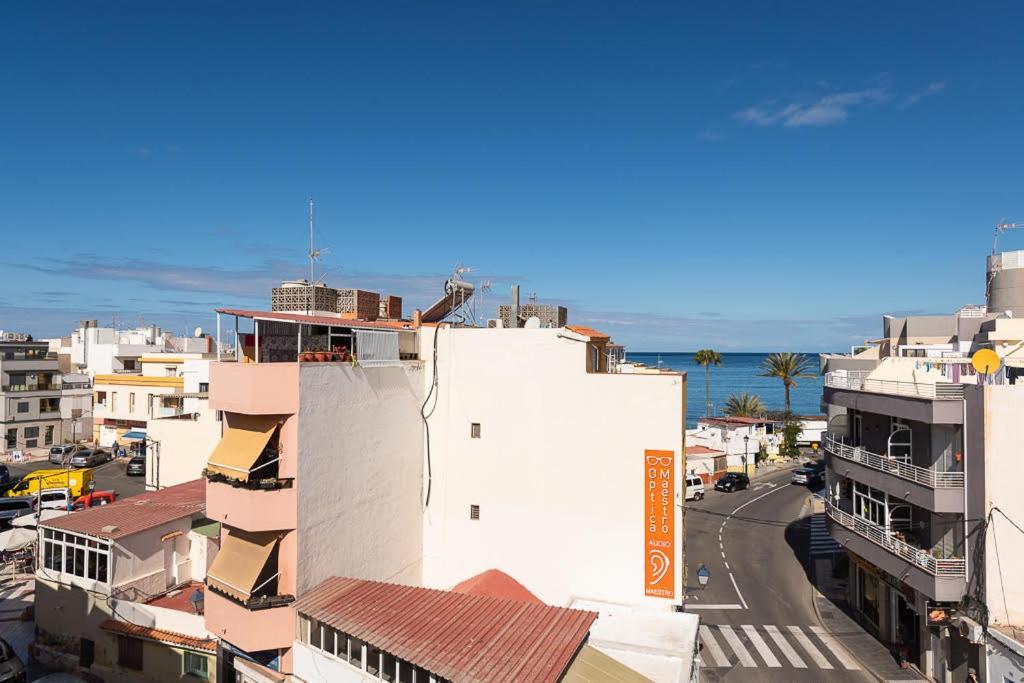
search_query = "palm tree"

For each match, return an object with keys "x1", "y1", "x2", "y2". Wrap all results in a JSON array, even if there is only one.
[
  {"x1": 759, "y1": 352, "x2": 814, "y2": 415},
  {"x1": 693, "y1": 349, "x2": 723, "y2": 416},
  {"x1": 724, "y1": 391, "x2": 767, "y2": 418}
]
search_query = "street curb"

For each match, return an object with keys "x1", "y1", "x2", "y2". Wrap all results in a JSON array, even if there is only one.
[{"x1": 805, "y1": 493, "x2": 891, "y2": 683}]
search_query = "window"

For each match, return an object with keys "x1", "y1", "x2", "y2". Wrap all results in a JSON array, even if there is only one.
[
  {"x1": 382, "y1": 652, "x2": 397, "y2": 682},
  {"x1": 111, "y1": 392, "x2": 117, "y2": 411},
  {"x1": 297, "y1": 615, "x2": 311, "y2": 643},
  {"x1": 199, "y1": 382, "x2": 209, "y2": 393},
  {"x1": 4, "y1": 429, "x2": 14, "y2": 449},
  {"x1": 470, "y1": 504, "x2": 480, "y2": 520},
  {"x1": 366, "y1": 646, "x2": 381, "y2": 676},
  {"x1": 470, "y1": 423, "x2": 481, "y2": 439},
  {"x1": 122, "y1": 359, "x2": 137, "y2": 371},
  {"x1": 24, "y1": 427, "x2": 38, "y2": 439},
  {"x1": 129, "y1": 393, "x2": 135, "y2": 413},
  {"x1": 44, "y1": 425, "x2": 54, "y2": 446},
  {"x1": 117, "y1": 636, "x2": 143, "y2": 670},
  {"x1": 165, "y1": 366, "x2": 176, "y2": 377},
  {"x1": 310, "y1": 619, "x2": 322, "y2": 649},
  {"x1": 96, "y1": 391, "x2": 107, "y2": 407},
  {"x1": 41, "y1": 398, "x2": 59, "y2": 412},
  {"x1": 16, "y1": 402, "x2": 28, "y2": 414},
  {"x1": 184, "y1": 651, "x2": 208, "y2": 679},
  {"x1": 43, "y1": 528, "x2": 111, "y2": 584}
]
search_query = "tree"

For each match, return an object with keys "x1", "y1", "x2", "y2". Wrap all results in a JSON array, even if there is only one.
[
  {"x1": 759, "y1": 352, "x2": 814, "y2": 415},
  {"x1": 723, "y1": 391, "x2": 767, "y2": 418},
  {"x1": 693, "y1": 349, "x2": 722, "y2": 416}
]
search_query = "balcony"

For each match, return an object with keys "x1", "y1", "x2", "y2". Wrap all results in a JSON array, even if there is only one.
[
  {"x1": 823, "y1": 436, "x2": 964, "y2": 513},
  {"x1": 209, "y1": 362, "x2": 299, "y2": 415},
  {"x1": 206, "y1": 479, "x2": 296, "y2": 532},
  {"x1": 825, "y1": 503, "x2": 966, "y2": 601},
  {"x1": 825, "y1": 371, "x2": 964, "y2": 399},
  {"x1": 1, "y1": 383, "x2": 61, "y2": 393},
  {"x1": 204, "y1": 589, "x2": 295, "y2": 653}
]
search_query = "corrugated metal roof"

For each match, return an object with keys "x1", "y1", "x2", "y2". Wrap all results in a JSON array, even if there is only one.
[
  {"x1": 100, "y1": 619, "x2": 217, "y2": 652},
  {"x1": 294, "y1": 576, "x2": 598, "y2": 683},
  {"x1": 42, "y1": 479, "x2": 205, "y2": 540},
  {"x1": 562, "y1": 645, "x2": 652, "y2": 683}
]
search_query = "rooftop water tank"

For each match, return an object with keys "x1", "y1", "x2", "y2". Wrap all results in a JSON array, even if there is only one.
[{"x1": 987, "y1": 250, "x2": 1024, "y2": 318}]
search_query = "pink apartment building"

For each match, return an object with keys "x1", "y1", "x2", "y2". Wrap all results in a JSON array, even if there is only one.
[{"x1": 202, "y1": 305, "x2": 686, "y2": 678}]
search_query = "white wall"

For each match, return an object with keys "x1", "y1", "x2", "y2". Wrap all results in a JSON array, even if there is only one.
[
  {"x1": 420, "y1": 327, "x2": 686, "y2": 608},
  {"x1": 293, "y1": 642, "x2": 377, "y2": 683},
  {"x1": 147, "y1": 409, "x2": 222, "y2": 489},
  {"x1": 983, "y1": 385, "x2": 1024, "y2": 627},
  {"x1": 296, "y1": 363, "x2": 425, "y2": 595}
]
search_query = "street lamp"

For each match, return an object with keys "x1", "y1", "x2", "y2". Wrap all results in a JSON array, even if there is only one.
[{"x1": 743, "y1": 434, "x2": 750, "y2": 474}]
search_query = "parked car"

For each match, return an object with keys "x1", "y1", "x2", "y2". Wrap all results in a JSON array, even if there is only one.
[
  {"x1": 48, "y1": 444, "x2": 76, "y2": 465},
  {"x1": 0, "y1": 497, "x2": 35, "y2": 527},
  {"x1": 0, "y1": 636, "x2": 25, "y2": 682},
  {"x1": 73, "y1": 490, "x2": 117, "y2": 510},
  {"x1": 714, "y1": 472, "x2": 750, "y2": 493},
  {"x1": 70, "y1": 449, "x2": 112, "y2": 468},
  {"x1": 0, "y1": 466, "x2": 9, "y2": 486},
  {"x1": 38, "y1": 489, "x2": 71, "y2": 511},
  {"x1": 684, "y1": 475, "x2": 706, "y2": 501},
  {"x1": 126, "y1": 456, "x2": 146, "y2": 476},
  {"x1": 791, "y1": 468, "x2": 823, "y2": 487}
]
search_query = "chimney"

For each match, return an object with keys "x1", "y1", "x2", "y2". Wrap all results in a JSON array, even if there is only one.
[
  {"x1": 511, "y1": 285, "x2": 520, "y2": 329},
  {"x1": 413, "y1": 309, "x2": 422, "y2": 329}
]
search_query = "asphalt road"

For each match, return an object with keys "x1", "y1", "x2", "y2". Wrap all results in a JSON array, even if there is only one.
[
  {"x1": 6, "y1": 457, "x2": 147, "y2": 501},
  {"x1": 684, "y1": 466, "x2": 874, "y2": 682}
]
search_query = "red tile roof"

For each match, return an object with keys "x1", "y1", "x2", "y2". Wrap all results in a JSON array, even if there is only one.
[
  {"x1": 100, "y1": 619, "x2": 217, "y2": 652},
  {"x1": 451, "y1": 569, "x2": 544, "y2": 605},
  {"x1": 565, "y1": 325, "x2": 611, "y2": 340},
  {"x1": 216, "y1": 308, "x2": 418, "y2": 331},
  {"x1": 295, "y1": 576, "x2": 598, "y2": 683},
  {"x1": 145, "y1": 581, "x2": 205, "y2": 614},
  {"x1": 686, "y1": 445, "x2": 725, "y2": 456},
  {"x1": 42, "y1": 479, "x2": 205, "y2": 540}
]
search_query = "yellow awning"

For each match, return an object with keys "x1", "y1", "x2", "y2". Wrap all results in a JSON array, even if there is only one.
[
  {"x1": 206, "y1": 415, "x2": 279, "y2": 481},
  {"x1": 562, "y1": 645, "x2": 652, "y2": 683},
  {"x1": 206, "y1": 529, "x2": 277, "y2": 602}
]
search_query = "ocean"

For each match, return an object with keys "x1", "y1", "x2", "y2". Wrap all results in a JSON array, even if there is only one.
[{"x1": 626, "y1": 352, "x2": 825, "y2": 427}]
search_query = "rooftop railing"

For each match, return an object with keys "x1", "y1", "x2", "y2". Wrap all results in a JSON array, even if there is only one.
[
  {"x1": 1, "y1": 383, "x2": 61, "y2": 393},
  {"x1": 823, "y1": 435, "x2": 964, "y2": 489},
  {"x1": 825, "y1": 371, "x2": 965, "y2": 400},
  {"x1": 826, "y1": 502, "x2": 966, "y2": 577}
]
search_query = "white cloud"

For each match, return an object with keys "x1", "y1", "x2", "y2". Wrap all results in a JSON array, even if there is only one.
[
  {"x1": 734, "y1": 87, "x2": 889, "y2": 128},
  {"x1": 899, "y1": 80, "x2": 949, "y2": 109}
]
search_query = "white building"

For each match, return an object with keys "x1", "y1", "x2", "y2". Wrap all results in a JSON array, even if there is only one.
[
  {"x1": 60, "y1": 372, "x2": 93, "y2": 444},
  {"x1": 71, "y1": 321, "x2": 212, "y2": 376}
]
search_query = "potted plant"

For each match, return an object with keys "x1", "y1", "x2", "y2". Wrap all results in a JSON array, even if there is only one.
[
  {"x1": 314, "y1": 351, "x2": 328, "y2": 362},
  {"x1": 300, "y1": 351, "x2": 314, "y2": 362}
]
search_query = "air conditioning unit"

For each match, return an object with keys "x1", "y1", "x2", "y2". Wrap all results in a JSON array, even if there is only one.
[{"x1": 953, "y1": 616, "x2": 984, "y2": 644}]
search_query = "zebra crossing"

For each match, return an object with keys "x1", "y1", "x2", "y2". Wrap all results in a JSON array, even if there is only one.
[
  {"x1": 699, "y1": 623, "x2": 860, "y2": 670},
  {"x1": 809, "y1": 512, "x2": 842, "y2": 557}
]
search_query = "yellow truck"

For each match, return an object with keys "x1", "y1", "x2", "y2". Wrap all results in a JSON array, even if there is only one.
[{"x1": 5, "y1": 468, "x2": 95, "y2": 499}]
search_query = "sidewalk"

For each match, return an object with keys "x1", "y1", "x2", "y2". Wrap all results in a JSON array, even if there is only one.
[
  {"x1": 0, "y1": 575, "x2": 35, "y2": 663},
  {"x1": 809, "y1": 498, "x2": 924, "y2": 682}
]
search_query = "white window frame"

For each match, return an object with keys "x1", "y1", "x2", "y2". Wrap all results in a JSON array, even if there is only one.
[{"x1": 41, "y1": 528, "x2": 111, "y2": 586}]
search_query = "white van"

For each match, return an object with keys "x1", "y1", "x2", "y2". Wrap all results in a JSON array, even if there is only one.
[
  {"x1": 38, "y1": 489, "x2": 71, "y2": 511},
  {"x1": 684, "y1": 475, "x2": 706, "y2": 501}
]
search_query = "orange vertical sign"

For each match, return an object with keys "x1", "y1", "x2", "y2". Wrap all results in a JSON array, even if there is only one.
[{"x1": 645, "y1": 449, "x2": 675, "y2": 598}]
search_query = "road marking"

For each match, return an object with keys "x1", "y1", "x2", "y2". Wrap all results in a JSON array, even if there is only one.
[
  {"x1": 686, "y1": 604, "x2": 744, "y2": 610},
  {"x1": 809, "y1": 625, "x2": 860, "y2": 669},
  {"x1": 699, "y1": 625, "x2": 732, "y2": 667},
  {"x1": 787, "y1": 625, "x2": 832, "y2": 669},
  {"x1": 718, "y1": 625, "x2": 756, "y2": 667},
  {"x1": 723, "y1": 561, "x2": 729, "y2": 570},
  {"x1": 742, "y1": 624, "x2": 781, "y2": 667},
  {"x1": 721, "y1": 551, "x2": 726, "y2": 558},
  {"x1": 764, "y1": 625, "x2": 806, "y2": 668},
  {"x1": 728, "y1": 572, "x2": 748, "y2": 609}
]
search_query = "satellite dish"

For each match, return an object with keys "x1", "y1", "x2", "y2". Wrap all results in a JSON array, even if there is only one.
[
  {"x1": 194, "y1": 327, "x2": 203, "y2": 338},
  {"x1": 971, "y1": 348, "x2": 1001, "y2": 375},
  {"x1": 524, "y1": 317, "x2": 541, "y2": 329}
]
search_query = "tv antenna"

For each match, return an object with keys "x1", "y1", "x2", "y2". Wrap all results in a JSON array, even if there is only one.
[
  {"x1": 527, "y1": 291, "x2": 538, "y2": 304},
  {"x1": 478, "y1": 280, "x2": 492, "y2": 325},
  {"x1": 993, "y1": 220, "x2": 1024, "y2": 254}
]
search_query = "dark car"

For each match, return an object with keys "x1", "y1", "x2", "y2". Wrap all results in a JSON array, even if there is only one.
[
  {"x1": 0, "y1": 466, "x2": 9, "y2": 486},
  {"x1": 0, "y1": 636, "x2": 25, "y2": 682},
  {"x1": 126, "y1": 456, "x2": 146, "y2": 476},
  {"x1": 714, "y1": 472, "x2": 750, "y2": 493},
  {"x1": 70, "y1": 449, "x2": 112, "y2": 468},
  {"x1": 791, "y1": 467, "x2": 823, "y2": 486}
]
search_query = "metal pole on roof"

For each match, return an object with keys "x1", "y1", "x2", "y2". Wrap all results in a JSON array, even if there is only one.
[
  {"x1": 254, "y1": 320, "x2": 260, "y2": 364},
  {"x1": 216, "y1": 313, "x2": 221, "y2": 362},
  {"x1": 234, "y1": 316, "x2": 240, "y2": 362}
]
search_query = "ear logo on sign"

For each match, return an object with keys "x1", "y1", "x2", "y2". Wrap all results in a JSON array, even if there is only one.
[{"x1": 648, "y1": 548, "x2": 670, "y2": 585}]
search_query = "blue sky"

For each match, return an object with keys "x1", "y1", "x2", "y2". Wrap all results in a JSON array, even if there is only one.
[{"x1": 2, "y1": 2, "x2": 1022, "y2": 351}]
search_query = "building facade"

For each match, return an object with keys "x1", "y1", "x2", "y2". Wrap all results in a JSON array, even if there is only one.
[
  {"x1": 821, "y1": 295, "x2": 1024, "y2": 681},
  {"x1": 202, "y1": 305, "x2": 686, "y2": 676},
  {"x1": 1, "y1": 340, "x2": 63, "y2": 454}
]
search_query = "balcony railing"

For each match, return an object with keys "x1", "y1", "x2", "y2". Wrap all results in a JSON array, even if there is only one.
[
  {"x1": 1, "y1": 384, "x2": 60, "y2": 392},
  {"x1": 825, "y1": 371, "x2": 965, "y2": 400},
  {"x1": 826, "y1": 503, "x2": 965, "y2": 577},
  {"x1": 824, "y1": 435, "x2": 964, "y2": 488},
  {"x1": 112, "y1": 368, "x2": 142, "y2": 374}
]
